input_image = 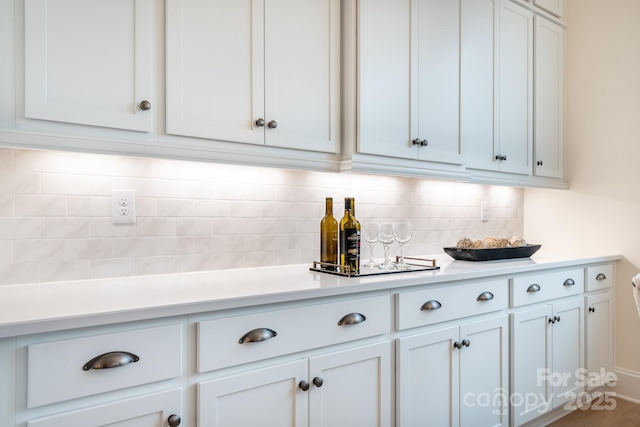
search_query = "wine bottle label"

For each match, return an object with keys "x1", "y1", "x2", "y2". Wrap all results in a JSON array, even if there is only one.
[{"x1": 340, "y1": 227, "x2": 361, "y2": 271}]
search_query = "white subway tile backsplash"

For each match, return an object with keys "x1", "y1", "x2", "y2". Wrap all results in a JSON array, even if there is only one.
[
  {"x1": 12, "y1": 239, "x2": 65, "y2": 263},
  {"x1": 0, "y1": 147, "x2": 524, "y2": 286},
  {"x1": 0, "y1": 194, "x2": 13, "y2": 216},
  {"x1": 40, "y1": 260, "x2": 90, "y2": 282},
  {"x1": 66, "y1": 238, "x2": 113, "y2": 260},
  {"x1": 0, "y1": 172, "x2": 41, "y2": 194},
  {"x1": 90, "y1": 258, "x2": 135, "y2": 279},
  {"x1": 42, "y1": 218, "x2": 91, "y2": 239},
  {"x1": 0, "y1": 218, "x2": 41, "y2": 239},
  {"x1": 15, "y1": 194, "x2": 67, "y2": 217}
]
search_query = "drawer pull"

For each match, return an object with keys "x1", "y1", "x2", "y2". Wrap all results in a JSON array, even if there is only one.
[
  {"x1": 299, "y1": 381, "x2": 310, "y2": 391},
  {"x1": 462, "y1": 339, "x2": 470, "y2": 347},
  {"x1": 596, "y1": 273, "x2": 607, "y2": 281},
  {"x1": 168, "y1": 414, "x2": 181, "y2": 427},
  {"x1": 239, "y1": 328, "x2": 278, "y2": 344},
  {"x1": 338, "y1": 312, "x2": 367, "y2": 326},
  {"x1": 589, "y1": 307, "x2": 596, "y2": 313},
  {"x1": 564, "y1": 278, "x2": 576, "y2": 287},
  {"x1": 420, "y1": 300, "x2": 442, "y2": 311},
  {"x1": 527, "y1": 284, "x2": 541, "y2": 293},
  {"x1": 82, "y1": 351, "x2": 140, "y2": 371},
  {"x1": 477, "y1": 291, "x2": 494, "y2": 301},
  {"x1": 313, "y1": 377, "x2": 324, "y2": 388}
]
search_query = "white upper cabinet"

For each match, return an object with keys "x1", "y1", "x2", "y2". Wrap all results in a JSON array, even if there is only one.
[
  {"x1": 357, "y1": 0, "x2": 462, "y2": 166},
  {"x1": 533, "y1": 0, "x2": 564, "y2": 18},
  {"x1": 166, "y1": 0, "x2": 340, "y2": 153},
  {"x1": 460, "y1": 0, "x2": 498, "y2": 172},
  {"x1": 24, "y1": 0, "x2": 154, "y2": 132},
  {"x1": 497, "y1": 1, "x2": 534, "y2": 176},
  {"x1": 534, "y1": 16, "x2": 564, "y2": 179}
]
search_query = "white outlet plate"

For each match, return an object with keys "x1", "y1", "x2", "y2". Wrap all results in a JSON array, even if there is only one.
[
  {"x1": 112, "y1": 190, "x2": 136, "y2": 225},
  {"x1": 480, "y1": 201, "x2": 489, "y2": 222}
]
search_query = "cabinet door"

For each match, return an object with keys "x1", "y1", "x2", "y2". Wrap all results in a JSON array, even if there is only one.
[
  {"x1": 24, "y1": 0, "x2": 153, "y2": 132},
  {"x1": 166, "y1": 0, "x2": 265, "y2": 145},
  {"x1": 534, "y1": 0, "x2": 564, "y2": 18},
  {"x1": 309, "y1": 342, "x2": 390, "y2": 427},
  {"x1": 497, "y1": 1, "x2": 533, "y2": 175},
  {"x1": 460, "y1": 316, "x2": 509, "y2": 427},
  {"x1": 27, "y1": 388, "x2": 182, "y2": 427},
  {"x1": 263, "y1": 0, "x2": 339, "y2": 153},
  {"x1": 460, "y1": 0, "x2": 498, "y2": 171},
  {"x1": 412, "y1": 0, "x2": 461, "y2": 164},
  {"x1": 511, "y1": 305, "x2": 552, "y2": 426},
  {"x1": 585, "y1": 293, "x2": 613, "y2": 389},
  {"x1": 551, "y1": 298, "x2": 584, "y2": 408},
  {"x1": 397, "y1": 326, "x2": 459, "y2": 427},
  {"x1": 198, "y1": 360, "x2": 308, "y2": 427},
  {"x1": 534, "y1": 17, "x2": 564, "y2": 179},
  {"x1": 358, "y1": 0, "x2": 413, "y2": 159}
]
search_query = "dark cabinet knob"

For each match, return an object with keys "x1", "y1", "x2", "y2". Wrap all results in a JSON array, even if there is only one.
[
  {"x1": 299, "y1": 381, "x2": 310, "y2": 391},
  {"x1": 537, "y1": 160, "x2": 544, "y2": 166},
  {"x1": 589, "y1": 307, "x2": 596, "y2": 313},
  {"x1": 462, "y1": 339, "x2": 470, "y2": 347},
  {"x1": 268, "y1": 120, "x2": 278, "y2": 129},
  {"x1": 168, "y1": 414, "x2": 181, "y2": 427},
  {"x1": 255, "y1": 118, "x2": 265, "y2": 127},
  {"x1": 420, "y1": 139, "x2": 429, "y2": 147},
  {"x1": 312, "y1": 377, "x2": 324, "y2": 388},
  {"x1": 495, "y1": 154, "x2": 507, "y2": 161},
  {"x1": 412, "y1": 138, "x2": 422, "y2": 146},
  {"x1": 139, "y1": 100, "x2": 151, "y2": 111},
  {"x1": 454, "y1": 341, "x2": 462, "y2": 349}
]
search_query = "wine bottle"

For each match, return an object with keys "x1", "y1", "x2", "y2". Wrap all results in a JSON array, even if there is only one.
[
  {"x1": 339, "y1": 197, "x2": 361, "y2": 274},
  {"x1": 320, "y1": 197, "x2": 338, "y2": 270}
]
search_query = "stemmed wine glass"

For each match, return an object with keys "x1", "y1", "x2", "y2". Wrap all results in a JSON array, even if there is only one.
[
  {"x1": 393, "y1": 221, "x2": 413, "y2": 269},
  {"x1": 377, "y1": 222, "x2": 396, "y2": 269},
  {"x1": 363, "y1": 223, "x2": 379, "y2": 268}
]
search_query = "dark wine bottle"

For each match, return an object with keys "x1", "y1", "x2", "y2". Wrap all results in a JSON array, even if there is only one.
[
  {"x1": 339, "y1": 197, "x2": 361, "y2": 274},
  {"x1": 320, "y1": 197, "x2": 338, "y2": 270}
]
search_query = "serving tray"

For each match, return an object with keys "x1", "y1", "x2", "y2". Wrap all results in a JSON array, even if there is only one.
[
  {"x1": 443, "y1": 244, "x2": 541, "y2": 262},
  {"x1": 310, "y1": 257, "x2": 440, "y2": 277}
]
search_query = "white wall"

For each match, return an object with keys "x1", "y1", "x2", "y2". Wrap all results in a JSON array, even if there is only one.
[
  {"x1": 0, "y1": 146, "x2": 523, "y2": 285},
  {"x1": 525, "y1": 0, "x2": 640, "y2": 391}
]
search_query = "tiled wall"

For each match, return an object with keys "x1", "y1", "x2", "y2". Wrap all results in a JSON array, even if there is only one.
[{"x1": 0, "y1": 147, "x2": 524, "y2": 285}]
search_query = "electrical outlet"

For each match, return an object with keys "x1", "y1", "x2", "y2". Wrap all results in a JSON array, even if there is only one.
[
  {"x1": 112, "y1": 190, "x2": 136, "y2": 225},
  {"x1": 480, "y1": 201, "x2": 489, "y2": 222}
]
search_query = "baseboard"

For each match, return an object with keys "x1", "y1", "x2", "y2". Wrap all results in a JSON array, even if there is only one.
[{"x1": 613, "y1": 367, "x2": 640, "y2": 403}]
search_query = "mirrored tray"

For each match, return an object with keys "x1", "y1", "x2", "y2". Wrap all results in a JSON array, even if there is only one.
[{"x1": 310, "y1": 257, "x2": 440, "y2": 277}]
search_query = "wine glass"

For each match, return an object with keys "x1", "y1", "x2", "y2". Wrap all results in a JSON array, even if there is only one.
[
  {"x1": 393, "y1": 221, "x2": 413, "y2": 269},
  {"x1": 377, "y1": 222, "x2": 396, "y2": 269},
  {"x1": 363, "y1": 223, "x2": 380, "y2": 268}
]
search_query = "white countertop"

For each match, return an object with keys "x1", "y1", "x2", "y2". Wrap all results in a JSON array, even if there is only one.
[{"x1": 0, "y1": 253, "x2": 621, "y2": 338}]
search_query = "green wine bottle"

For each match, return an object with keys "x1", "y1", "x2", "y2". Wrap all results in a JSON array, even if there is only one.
[
  {"x1": 339, "y1": 197, "x2": 361, "y2": 274},
  {"x1": 320, "y1": 197, "x2": 338, "y2": 270}
]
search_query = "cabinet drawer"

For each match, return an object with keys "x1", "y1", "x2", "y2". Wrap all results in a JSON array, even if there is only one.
[
  {"x1": 511, "y1": 268, "x2": 584, "y2": 307},
  {"x1": 27, "y1": 388, "x2": 182, "y2": 427},
  {"x1": 197, "y1": 294, "x2": 390, "y2": 373},
  {"x1": 396, "y1": 279, "x2": 508, "y2": 331},
  {"x1": 586, "y1": 264, "x2": 613, "y2": 292},
  {"x1": 27, "y1": 324, "x2": 182, "y2": 408}
]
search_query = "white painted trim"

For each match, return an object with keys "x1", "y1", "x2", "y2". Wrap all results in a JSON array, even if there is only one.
[{"x1": 614, "y1": 367, "x2": 640, "y2": 402}]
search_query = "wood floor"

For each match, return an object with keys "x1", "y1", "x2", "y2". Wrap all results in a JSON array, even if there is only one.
[{"x1": 548, "y1": 396, "x2": 640, "y2": 427}]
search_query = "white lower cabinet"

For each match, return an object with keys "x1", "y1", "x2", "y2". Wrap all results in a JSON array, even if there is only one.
[
  {"x1": 585, "y1": 292, "x2": 614, "y2": 389},
  {"x1": 26, "y1": 388, "x2": 182, "y2": 427},
  {"x1": 396, "y1": 315, "x2": 509, "y2": 427},
  {"x1": 511, "y1": 298, "x2": 584, "y2": 426},
  {"x1": 198, "y1": 342, "x2": 390, "y2": 427}
]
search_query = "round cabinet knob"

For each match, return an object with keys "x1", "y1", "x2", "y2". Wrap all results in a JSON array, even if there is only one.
[
  {"x1": 412, "y1": 138, "x2": 422, "y2": 146},
  {"x1": 537, "y1": 160, "x2": 544, "y2": 166},
  {"x1": 589, "y1": 307, "x2": 596, "y2": 313},
  {"x1": 312, "y1": 377, "x2": 324, "y2": 388},
  {"x1": 255, "y1": 118, "x2": 266, "y2": 127},
  {"x1": 299, "y1": 380, "x2": 310, "y2": 391},
  {"x1": 420, "y1": 139, "x2": 429, "y2": 147},
  {"x1": 462, "y1": 339, "x2": 470, "y2": 348},
  {"x1": 139, "y1": 100, "x2": 151, "y2": 111},
  {"x1": 268, "y1": 120, "x2": 278, "y2": 129},
  {"x1": 168, "y1": 414, "x2": 181, "y2": 427}
]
